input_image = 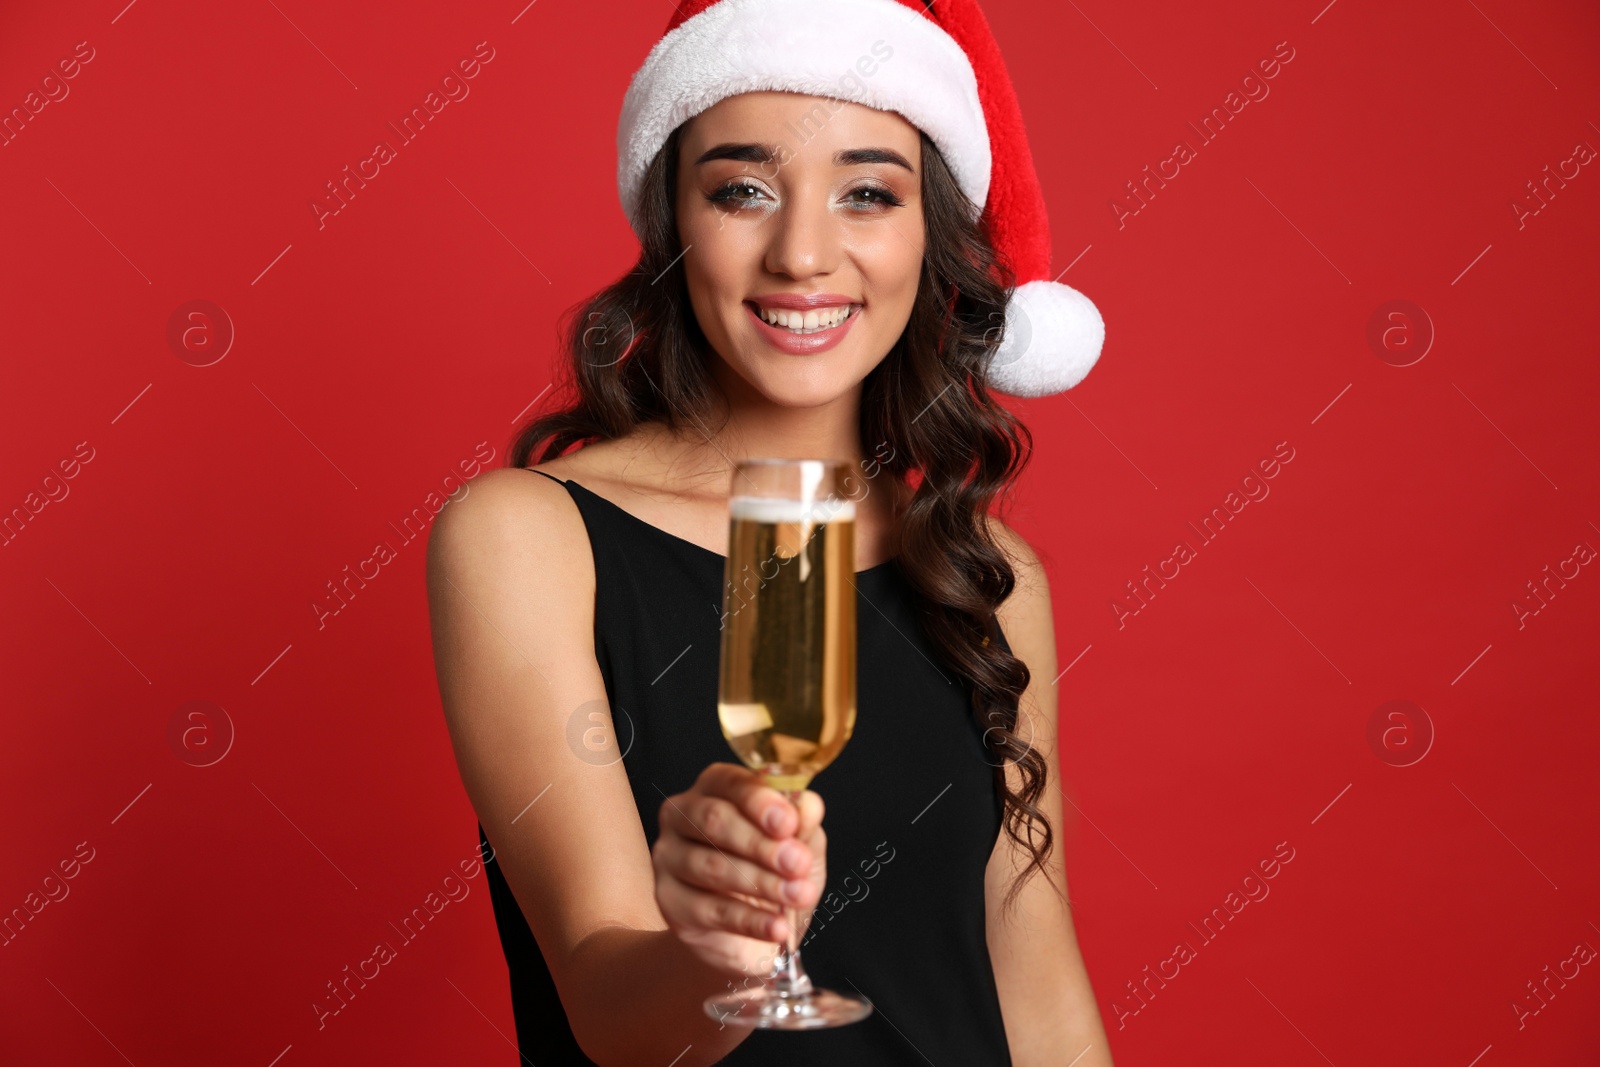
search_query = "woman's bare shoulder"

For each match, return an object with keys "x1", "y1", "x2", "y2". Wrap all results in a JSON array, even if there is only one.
[
  {"x1": 425, "y1": 464, "x2": 597, "y2": 602},
  {"x1": 430, "y1": 432, "x2": 653, "y2": 564}
]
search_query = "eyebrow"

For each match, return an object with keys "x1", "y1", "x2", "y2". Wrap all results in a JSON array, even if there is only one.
[{"x1": 694, "y1": 142, "x2": 915, "y2": 173}]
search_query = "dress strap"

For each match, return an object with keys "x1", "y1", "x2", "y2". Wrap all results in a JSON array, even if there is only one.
[{"x1": 522, "y1": 467, "x2": 567, "y2": 486}]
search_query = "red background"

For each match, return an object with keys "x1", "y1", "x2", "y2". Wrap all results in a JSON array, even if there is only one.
[{"x1": 3, "y1": 0, "x2": 1597, "y2": 1063}]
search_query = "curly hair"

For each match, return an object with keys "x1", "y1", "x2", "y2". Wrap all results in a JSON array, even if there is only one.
[{"x1": 507, "y1": 121, "x2": 1054, "y2": 912}]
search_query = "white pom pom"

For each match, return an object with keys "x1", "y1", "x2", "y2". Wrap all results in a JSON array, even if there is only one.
[{"x1": 987, "y1": 280, "x2": 1106, "y2": 398}]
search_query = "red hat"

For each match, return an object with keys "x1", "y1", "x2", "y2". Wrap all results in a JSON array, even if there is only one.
[{"x1": 617, "y1": 0, "x2": 1105, "y2": 398}]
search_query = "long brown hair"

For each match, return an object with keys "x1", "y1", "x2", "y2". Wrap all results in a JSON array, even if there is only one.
[{"x1": 508, "y1": 122, "x2": 1054, "y2": 911}]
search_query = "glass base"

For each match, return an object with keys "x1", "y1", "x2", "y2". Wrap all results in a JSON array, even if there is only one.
[{"x1": 704, "y1": 984, "x2": 873, "y2": 1029}]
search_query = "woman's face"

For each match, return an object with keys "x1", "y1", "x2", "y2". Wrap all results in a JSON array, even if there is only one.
[{"x1": 675, "y1": 91, "x2": 925, "y2": 409}]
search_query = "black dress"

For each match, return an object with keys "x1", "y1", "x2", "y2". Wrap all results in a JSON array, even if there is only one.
[{"x1": 477, "y1": 468, "x2": 1014, "y2": 1064}]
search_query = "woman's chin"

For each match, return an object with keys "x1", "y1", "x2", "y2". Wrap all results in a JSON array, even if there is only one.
[{"x1": 740, "y1": 360, "x2": 857, "y2": 409}]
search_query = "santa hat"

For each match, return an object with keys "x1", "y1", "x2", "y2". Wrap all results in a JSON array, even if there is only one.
[{"x1": 617, "y1": 0, "x2": 1105, "y2": 398}]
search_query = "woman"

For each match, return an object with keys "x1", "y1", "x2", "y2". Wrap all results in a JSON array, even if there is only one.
[{"x1": 427, "y1": 1, "x2": 1110, "y2": 1063}]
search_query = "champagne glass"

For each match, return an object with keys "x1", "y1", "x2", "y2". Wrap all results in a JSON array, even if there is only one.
[{"x1": 702, "y1": 458, "x2": 874, "y2": 1029}]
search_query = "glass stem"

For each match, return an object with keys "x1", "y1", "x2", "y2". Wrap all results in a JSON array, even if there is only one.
[{"x1": 768, "y1": 787, "x2": 814, "y2": 999}]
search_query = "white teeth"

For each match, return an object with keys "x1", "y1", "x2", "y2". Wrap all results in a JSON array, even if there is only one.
[{"x1": 757, "y1": 304, "x2": 857, "y2": 333}]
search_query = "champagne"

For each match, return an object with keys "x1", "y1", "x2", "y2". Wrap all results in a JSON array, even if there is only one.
[
  {"x1": 717, "y1": 494, "x2": 857, "y2": 792},
  {"x1": 703, "y1": 459, "x2": 875, "y2": 1028}
]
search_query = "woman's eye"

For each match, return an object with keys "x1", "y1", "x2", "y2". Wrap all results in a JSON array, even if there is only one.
[
  {"x1": 846, "y1": 185, "x2": 905, "y2": 209},
  {"x1": 707, "y1": 181, "x2": 765, "y2": 207},
  {"x1": 706, "y1": 181, "x2": 904, "y2": 212}
]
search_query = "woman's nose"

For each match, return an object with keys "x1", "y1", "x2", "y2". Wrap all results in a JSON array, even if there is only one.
[{"x1": 762, "y1": 194, "x2": 841, "y2": 280}]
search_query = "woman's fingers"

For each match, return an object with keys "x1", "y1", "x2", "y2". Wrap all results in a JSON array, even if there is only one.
[
  {"x1": 660, "y1": 786, "x2": 812, "y2": 880},
  {"x1": 695, "y1": 762, "x2": 800, "y2": 838},
  {"x1": 652, "y1": 765, "x2": 832, "y2": 949},
  {"x1": 656, "y1": 869, "x2": 790, "y2": 942},
  {"x1": 656, "y1": 839, "x2": 819, "y2": 909}
]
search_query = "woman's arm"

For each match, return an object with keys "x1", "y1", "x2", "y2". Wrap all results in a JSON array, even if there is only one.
[
  {"x1": 986, "y1": 522, "x2": 1115, "y2": 1067},
  {"x1": 426, "y1": 468, "x2": 757, "y2": 1066}
]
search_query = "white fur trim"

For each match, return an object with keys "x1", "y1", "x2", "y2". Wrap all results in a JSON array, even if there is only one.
[
  {"x1": 988, "y1": 280, "x2": 1106, "y2": 397},
  {"x1": 617, "y1": 0, "x2": 989, "y2": 236}
]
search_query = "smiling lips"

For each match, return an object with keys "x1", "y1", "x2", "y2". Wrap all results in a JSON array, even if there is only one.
[
  {"x1": 752, "y1": 303, "x2": 858, "y2": 333},
  {"x1": 744, "y1": 293, "x2": 862, "y2": 355}
]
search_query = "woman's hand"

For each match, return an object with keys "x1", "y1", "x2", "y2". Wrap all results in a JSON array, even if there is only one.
[{"x1": 653, "y1": 762, "x2": 827, "y2": 980}]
